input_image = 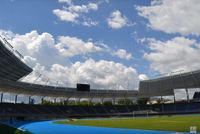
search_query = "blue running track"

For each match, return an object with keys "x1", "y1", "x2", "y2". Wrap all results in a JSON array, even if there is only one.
[{"x1": 7, "y1": 120, "x2": 190, "y2": 134}]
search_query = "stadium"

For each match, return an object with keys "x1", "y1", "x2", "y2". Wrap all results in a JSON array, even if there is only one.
[{"x1": 0, "y1": 33, "x2": 200, "y2": 134}]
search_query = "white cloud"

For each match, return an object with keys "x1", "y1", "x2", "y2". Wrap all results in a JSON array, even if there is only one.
[
  {"x1": 58, "y1": 0, "x2": 72, "y2": 5},
  {"x1": 107, "y1": 10, "x2": 132, "y2": 29},
  {"x1": 23, "y1": 56, "x2": 37, "y2": 68},
  {"x1": 139, "y1": 74, "x2": 149, "y2": 80},
  {"x1": 53, "y1": 9, "x2": 79, "y2": 22},
  {"x1": 1, "y1": 29, "x2": 132, "y2": 60},
  {"x1": 22, "y1": 63, "x2": 50, "y2": 85},
  {"x1": 144, "y1": 37, "x2": 200, "y2": 74},
  {"x1": 53, "y1": 2, "x2": 98, "y2": 25},
  {"x1": 67, "y1": 3, "x2": 98, "y2": 13},
  {"x1": 82, "y1": 18, "x2": 99, "y2": 27},
  {"x1": 0, "y1": 29, "x2": 16, "y2": 39},
  {"x1": 112, "y1": 49, "x2": 133, "y2": 60},
  {"x1": 46, "y1": 59, "x2": 140, "y2": 90},
  {"x1": 137, "y1": 0, "x2": 200, "y2": 35},
  {"x1": 55, "y1": 36, "x2": 133, "y2": 60},
  {"x1": 23, "y1": 59, "x2": 140, "y2": 90},
  {"x1": 55, "y1": 36, "x2": 103, "y2": 57},
  {"x1": 0, "y1": 30, "x2": 72, "y2": 68}
]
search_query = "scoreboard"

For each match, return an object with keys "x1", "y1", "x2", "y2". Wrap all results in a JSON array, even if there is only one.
[{"x1": 76, "y1": 83, "x2": 90, "y2": 92}]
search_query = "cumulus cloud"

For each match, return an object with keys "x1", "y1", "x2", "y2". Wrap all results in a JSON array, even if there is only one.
[
  {"x1": 139, "y1": 74, "x2": 149, "y2": 80},
  {"x1": 55, "y1": 36, "x2": 103, "y2": 57},
  {"x1": 1, "y1": 29, "x2": 133, "y2": 60},
  {"x1": 137, "y1": 0, "x2": 200, "y2": 35},
  {"x1": 67, "y1": 3, "x2": 98, "y2": 13},
  {"x1": 23, "y1": 56, "x2": 37, "y2": 68},
  {"x1": 53, "y1": 9, "x2": 79, "y2": 22},
  {"x1": 43, "y1": 59, "x2": 139, "y2": 90},
  {"x1": 23, "y1": 59, "x2": 140, "y2": 90},
  {"x1": 82, "y1": 17, "x2": 99, "y2": 27},
  {"x1": 53, "y1": 1, "x2": 99, "y2": 26},
  {"x1": 144, "y1": 37, "x2": 200, "y2": 74},
  {"x1": 4, "y1": 30, "x2": 71, "y2": 68},
  {"x1": 107, "y1": 10, "x2": 133, "y2": 29},
  {"x1": 58, "y1": 0, "x2": 72, "y2": 5},
  {"x1": 55, "y1": 36, "x2": 133, "y2": 60},
  {"x1": 112, "y1": 49, "x2": 133, "y2": 60}
]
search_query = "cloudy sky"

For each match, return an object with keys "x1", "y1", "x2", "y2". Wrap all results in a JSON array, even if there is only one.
[{"x1": 0, "y1": 0, "x2": 200, "y2": 94}]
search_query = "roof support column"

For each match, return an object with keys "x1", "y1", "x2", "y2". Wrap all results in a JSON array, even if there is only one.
[
  {"x1": 173, "y1": 90, "x2": 176, "y2": 112},
  {"x1": 76, "y1": 98, "x2": 81, "y2": 105},
  {"x1": 88, "y1": 98, "x2": 93, "y2": 105},
  {"x1": 112, "y1": 97, "x2": 116, "y2": 105},
  {"x1": 64, "y1": 97, "x2": 70, "y2": 105},
  {"x1": 173, "y1": 92, "x2": 176, "y2": 103},
  {"x1": 29, "y1": 96, "x2": 32, "y2": 104},
  {"x1": 0, "y1": 92, "x2": 3, "y2": 103},
  {"x1": 161, "y1": 96, "x2": 164, "y2": 113},
  {"x1": 41, "y1": 97, "x2": 45, "y2": 104},
  {"x1": 185, "y1": 88, "x2": 189, "y2": 102},
  {"x1": 15, "y1": 95, "x2": 18, "y2": 104},
  {"x1": 101, "y1": 98, "x2": 104, "y2": 104},
  {"x1": 181, "y1": 72, "x2": 189, "y2": 102},
  {"x1": 54, "y1": 98, "x2": 57, "y2": 103},
  {"x1": 124, "y1": 97, "x2": 131, "y2": 112}
]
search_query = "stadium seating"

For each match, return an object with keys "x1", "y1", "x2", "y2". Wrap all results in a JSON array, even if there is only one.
[{"x1": 1, "y1": 101, "x2": 200, "y2": 120}]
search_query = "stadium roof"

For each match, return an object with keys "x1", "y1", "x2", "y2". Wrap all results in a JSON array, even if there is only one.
[
  {"x1": 139, "y1": 70, "x2": 200, "y2": 97},
  {"x1": 0, "y1": 36, "x2": 33, "y2": 81},
  {"x1": 0, "y1": 79, "x2": 138, "y2": 98}
]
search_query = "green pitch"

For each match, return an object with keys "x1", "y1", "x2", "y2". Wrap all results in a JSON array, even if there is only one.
[{"x1": 56, "y1": 115, "x2": 200, "y2": 132}]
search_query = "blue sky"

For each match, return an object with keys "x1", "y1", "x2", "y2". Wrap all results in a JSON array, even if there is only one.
[
  {"x1": 0, "y1": 0, "x2": 151, "y2": 74},
  {"x1": 1, "y1": 0, "x2": 200, "y2": 94}
]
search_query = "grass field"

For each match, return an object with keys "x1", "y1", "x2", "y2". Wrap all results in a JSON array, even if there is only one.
[
  {"x1": 56, "y1": 115, "x2": 200, "y2": 132},
  {"x1": 0, "y1": 123, "x2": 32, "y2": 134}
]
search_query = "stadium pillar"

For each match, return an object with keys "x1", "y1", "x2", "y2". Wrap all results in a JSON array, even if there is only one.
[
  {"x1": 101, "y1": 98, "x2": 104, "y2": 104},
  {"x1": 78, "y1": 98, "x2": 81, "y2": 103},
  {"x1": 65, "y1": 97, "x2": 70, "y2": 105},
  {"x1": 29, "y1": 96, "x2": 31, "y2": 104},
  {"x1": 41, "y1": 97, "x2": 45, "y2": 104},
  {"x1": 54, "y1": 98, "x2": 57, "y2": 103},
  {"x1": 0, "y1": 93, "x2": 3, "y2": 103},
  {"x1": 15, "y1": 95, "x2": 18, "y2": 104},
  {"x1": 161, "y1": 96, "x2": 164, "y2": 113},
  {"x1": 185, "y1": 88, "x2": 189, "y2": 102},
  {"x1": 173, "y1": 89, "x2": 176, "y2": 112},
  {"x1": 174, "y1": 95, "x2": 176, "y2": 102},
  {"x1": 173, "y1": 89, "x2": 176, "y2": 103},
  {"x1": 88, "y1": 98, "x2": 93, "y2": 105},
  {"x1": 112, "y1": 98, "x2": 116, "y2": 105}
]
